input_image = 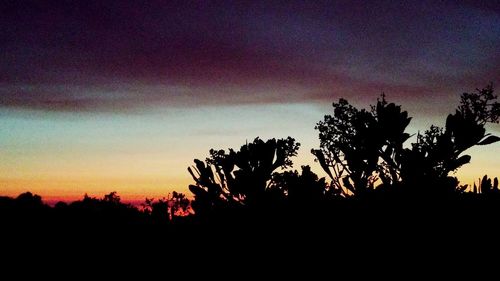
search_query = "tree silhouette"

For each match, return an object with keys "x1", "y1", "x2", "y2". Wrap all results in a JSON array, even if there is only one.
[
  {"x1": 142, "y1": 198, "x2": 170, "y2": 222},
  {"x1": 312, "y1": 85, "x2": 499, "y2": 197},
  {"x1": 15, "y1": 192, "x2": 45, "y2": 208},
  {"x1": 312, "y1": 94, "x2": 411, "y2": 196},
  {"x1": 269, "y1": 165, "x2": 329, "y2": 205},
  {"x1": 473, "y1": 175, "x2": 500, "y2": 195},
  {"x1": 63, "y1": 192, "x2": 145, "y2": 225},
  {"x1": 103, "y1": 191, "x2": 121, "y2": 204},
  {"x1": 188, "y1": 137, "x2": 300, "y2": 215},
  {"x1": 142, "y1": 191, "x2": 190, "y2": 222},
  {"x1": 170, "y1": 191, "x2": 191, "y2": 219},
  {"x1": 399, "y1": 85, "x2": 500, "y2": 194}
]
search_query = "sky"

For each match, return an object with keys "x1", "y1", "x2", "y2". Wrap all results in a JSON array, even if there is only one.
[{"x1": 1, "y1": 0, "x2": 499, "y2": 202}]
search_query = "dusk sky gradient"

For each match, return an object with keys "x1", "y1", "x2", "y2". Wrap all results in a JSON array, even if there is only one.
[{"x1": 1, "y1": 0, "x2": 499, "y2": 202}]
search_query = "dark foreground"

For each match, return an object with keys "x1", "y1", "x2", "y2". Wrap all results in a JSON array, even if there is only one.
[
  {"x1": 1, "y1": 199, "x2": 498, "y2": 276},
  {"x1": 2, "y1": 193, "x2": 499, "y2": 246}
]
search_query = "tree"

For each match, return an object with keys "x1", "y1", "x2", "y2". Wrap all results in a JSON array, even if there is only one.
[
  {"x1": 269, "y1": 165, "x2": 329, "y2": 205},
  {"x1": 142, "y1": 192, "x2": 190, "y2": 222},
  {"x1": 312, "y1": 94, "x2": 411, "y2": 196},
  {"x1": 188, "y1": 137, "x2": 300, "y2": 214},
  {"x1": 473, "y1": 175, "x2": 500, "y2": 195},
  {"x1": 103, "y1": 191, "x2": 121, "y2": 204},
  {"x1": 399, "y1": 85, "x2": 500, "y2": 194},
  {"x1": 170, "y1": 191, "x2": 191, "y2": 218},
  {"x1": 313, "y1": 85, "x2": 499, "y2": 196}
]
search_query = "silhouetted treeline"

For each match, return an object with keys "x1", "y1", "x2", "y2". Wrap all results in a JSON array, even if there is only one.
[{"x1": 0, "y1": 191, "x2": 193, "y2": 228}]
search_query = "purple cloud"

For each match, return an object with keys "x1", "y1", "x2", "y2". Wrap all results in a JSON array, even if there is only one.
[{"x1": 1, "y1": 0, "x2": 498, "y2": 112}]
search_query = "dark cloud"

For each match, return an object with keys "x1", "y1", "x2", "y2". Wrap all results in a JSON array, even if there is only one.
[{"x1": 1, "y1": 0, "x2": 499, "y2": 112}]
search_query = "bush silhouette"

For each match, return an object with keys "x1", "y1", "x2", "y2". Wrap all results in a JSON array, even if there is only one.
[
  {"x1": 269, "y1": 165, "x2": 329, "y2": 205},
  {"x1": 188, "y1": 137, "x2": 300, "y2": 215},
  {"x1": 473, "y1": 175, "x2": 500, "y2": 195},
  {"x1": 312, "y1": 94, "x2": 411, "y2": 196},
  {"x1": 399, "y1": 85, "x2": 500, "y2": 194},
  {"x1": 312, "y1": 85, "x2": 499, "y2": 197},
  {"x1": 142, "y1": 191, "x2": 190, "y2": 222}
]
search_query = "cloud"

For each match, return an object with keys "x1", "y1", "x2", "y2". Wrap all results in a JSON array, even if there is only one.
[{"x1": 1, "y1": 0, "x2": 499, "y2": 113}]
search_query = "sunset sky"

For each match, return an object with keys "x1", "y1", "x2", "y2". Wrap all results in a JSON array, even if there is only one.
[{"x1": 1, "y1": 0, "x2": 499, "y2": 202}]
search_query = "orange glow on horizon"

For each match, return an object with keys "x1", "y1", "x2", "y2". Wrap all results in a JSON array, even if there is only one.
[{"x1": 0, "y1": 177, "x2": 193, "y2": 203}]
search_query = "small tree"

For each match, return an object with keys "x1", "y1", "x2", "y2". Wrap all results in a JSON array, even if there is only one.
[
  {"x1": 188, "y1": 137, "x2": 300, "y2": 214},
  {"x1": 473, "y1": 175, "x2": 500, "y2": 195},
  {"x1": 313, "y1": 85, "x2": 499, "y2": 196},
  {"x1": 400, "y1": 85, "x2": 500, "y2": 193},
  {"x1": 142, "y1": 192, "x2": 190, "y2": 222},
  {"x1": 102, "y1": 191, "x2": 121, "y2": 204},
  {"x1": 312, "y1": 95, "x2": 411, "y2": 196},
  {"x1": 269, "y1": 165, "x2": 329, "y2": 204},
  {"x1": 170, "y1": 191, "x2": 190, "y2": 218}
]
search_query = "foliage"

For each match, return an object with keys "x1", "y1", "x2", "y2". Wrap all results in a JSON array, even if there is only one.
[
  {"x1": 313, "y1": 85, "x2": 499, "y2": 196},
  {"x1": 188, "y1": 137, "x2": 300, "y2": 214},
  {"x1": 473, "y1": 175, "x2": 500, "y2": 195},
  {"x1": 313, "y1": 94, "x2": 411, "y2": 196},
  {"x1": 142, "y1": 191, "x2": 190, "y2": 221},
  {"x1": 400, "y1": 85, "x2": 500, "y2": 193},
  {"x1": 269, "y1": 165, "x2": 329, "y2": 203}
]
